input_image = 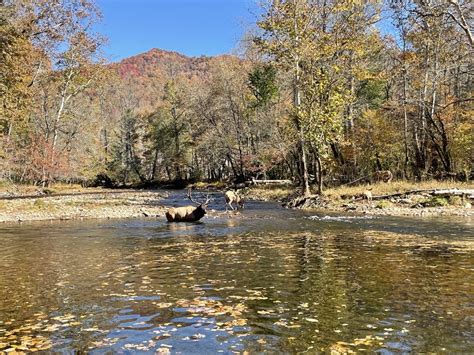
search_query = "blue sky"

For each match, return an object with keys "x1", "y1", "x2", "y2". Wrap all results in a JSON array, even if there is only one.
[{"x1": 96, "y1": 0, "x2": 259, "y2": 62}]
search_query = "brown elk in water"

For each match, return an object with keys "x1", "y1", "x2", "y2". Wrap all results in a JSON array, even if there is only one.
[
  {"x1": 224, "y1": 190, "x2": 244, "y2": 211},
  {"x1": 165, "y1": 189, "x2": 211, "y2": 222}
]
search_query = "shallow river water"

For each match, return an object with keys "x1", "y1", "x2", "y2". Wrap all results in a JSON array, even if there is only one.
[{"x1": 0, "y1": 191, "x2": 473, "y2": 353}]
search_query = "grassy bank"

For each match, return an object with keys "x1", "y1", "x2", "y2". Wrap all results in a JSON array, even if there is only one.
[{"x1": 245, "y1": 180, "x2": 473, "y2": 217}]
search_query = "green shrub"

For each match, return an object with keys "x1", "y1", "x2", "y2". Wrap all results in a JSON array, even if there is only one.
[
  {"x1": 33, "y1": 199, "x2": 46, "y2": 209},
  {"x1": 448, "y1": 196, "x2": 463, "y2": 206},
  {"x1": 376, "y1": 200, "x2": 392, "y2": 209},
  {"x1": 422, "y1": 196, "x2": 449, "y2": 207}
]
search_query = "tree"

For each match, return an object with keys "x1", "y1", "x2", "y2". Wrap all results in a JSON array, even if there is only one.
[
  {"x1": 248, "y1": 63, "x2": 278, "y2": 108},
  {"x1": 256, "y1": 0, "x2": 382, "y2": 194},
  {"x1": 255, "y1": 0, "x2": 318, "y2": 196},
  {"x1": 1, "y1": 0, "x2": 105, "y2": 185},
  {"x1": 0, "y1": 2, "x2": 35, "y2": 137},
  {"x1": 161, "y1": 80, "x2": 189, "y2": 180},
  {"x1": 389, "y1": 0, "x2": 473, "y2": 178},
  {"x1": 108, "y1": 109, "x2": 144, "y2": 185},
  {"x1": 143, "y1": 108, "x2": 174, "y2": 181}
]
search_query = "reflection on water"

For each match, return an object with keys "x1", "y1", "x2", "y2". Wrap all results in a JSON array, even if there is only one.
[{"x1": 0, "y1": 197, "x2": 473, "y2": 353}]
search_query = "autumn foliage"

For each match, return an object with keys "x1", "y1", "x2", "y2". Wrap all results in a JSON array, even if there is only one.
[{"x1": 1, "y1": 0, "x2": 472, "y2": 191}]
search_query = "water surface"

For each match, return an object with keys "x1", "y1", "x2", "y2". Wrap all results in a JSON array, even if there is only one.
[{"x1": 0, "y1": 191, "x2": 473, "y2": 353}]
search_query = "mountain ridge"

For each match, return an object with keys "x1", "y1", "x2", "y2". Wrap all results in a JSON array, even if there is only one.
[
  {"x1": 110, "y1": 48, "x2": 240, "y2": 113},
  {"x1": 114, "y1": 48, "x2": 236, "y2": 77}
]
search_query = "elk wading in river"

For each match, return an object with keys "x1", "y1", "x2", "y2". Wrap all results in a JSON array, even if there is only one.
[
  {"x1": 165, "y1": 189, "x2": 210, "y2": 222},
  {"x1": 224, "y1": 190, "x2": 245, "y2": 211}
]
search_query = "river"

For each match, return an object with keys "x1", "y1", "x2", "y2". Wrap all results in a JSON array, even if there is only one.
[{"x1": 0, "y1": 191, "x2": 473, "y2": 353}]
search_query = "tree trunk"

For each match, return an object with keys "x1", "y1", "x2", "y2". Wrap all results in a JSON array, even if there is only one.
[
  {"x1": 294, "y1": 62, "x2": 310, "y2": 196},
  {"x1": 292, "y1": 6, "x2": 311, "y2": 198},
  {"x1": 226, "y1": 153, "x2": 238, "y2": 180},
  {"x1": 316, "y1": 155, "x2": 323, "y2": 194},
  {"x1": 448, "y1": 0, "x2": 474, "y2": 46},
  {"x1": 151, "y1": 148, "x2": 159, "y2": 181},
  {"x1": 299, "y1": 128, "x2": 311, "y2": 197},
  {"x1": 402, "y1": 58, "x2": 410, "y2": 178}
]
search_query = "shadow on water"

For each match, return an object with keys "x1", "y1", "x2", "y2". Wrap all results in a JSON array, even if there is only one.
[{"x1": 0, "y1": 189, "x2": 472, "y2": 353}]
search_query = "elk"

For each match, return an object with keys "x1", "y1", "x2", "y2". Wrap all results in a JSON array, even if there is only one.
[
  {"x1": 224, "y1": 190, "x2": 244, "y2": 211},
  {"x1": 165, "y1": 189, "x2": 211, "y2": 222},
  {"x1": 363, "y1": 188, "x2": 373, "y2": 204},
  {"x1": 373, "y1": 170, "x2": 393, "y2": 183}
]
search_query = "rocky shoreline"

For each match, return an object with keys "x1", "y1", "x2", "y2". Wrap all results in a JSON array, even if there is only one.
[
  {"x1": 245, "y1": 187, "x2": 473, "y2": 217},
  {"x1": 322, "y1": 203, "x2": 473, "y2": 217},
  {"x1": 0, "y1": 190, "x2": 167, "y2": 223}
]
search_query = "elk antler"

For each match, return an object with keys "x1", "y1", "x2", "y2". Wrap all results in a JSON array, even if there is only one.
[
  {"x1": 187, "y1": 188, "x2": 211, "y2": 206},
  {"x1": 187, "y1": 188, "x2": 200, "y2": 205}
]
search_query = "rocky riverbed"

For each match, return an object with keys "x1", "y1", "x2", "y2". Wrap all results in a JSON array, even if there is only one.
[
  {"x1": 328, "y1": 201, "x2": 473, "y2": 217},
  {"x1": 245, "y1": 186, "x2": 473, "y2": 217},
  {"x1": 0, "y1": 190, "x2": 167, "y2": 223}
]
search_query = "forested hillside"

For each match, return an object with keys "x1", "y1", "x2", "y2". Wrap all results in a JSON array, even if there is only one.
[
  {"x1": 1, "y1": 0, "x2": 472, "y2": 194},
  {"x1": 112, "y1": 48, "x2": 234, "y2": 113}
]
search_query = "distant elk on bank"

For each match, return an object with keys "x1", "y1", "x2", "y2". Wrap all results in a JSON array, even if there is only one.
[{"x1": 165, "y1": 189, "x2": 210, "y2": 222}]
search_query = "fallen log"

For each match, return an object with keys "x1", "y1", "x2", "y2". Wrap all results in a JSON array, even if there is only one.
[
  {"x1": 363, "y1": 188, "x2": 474, "y2": 201},
  {"x1": 250, "y1": 179, "x2": 293, "y2": 185},
  {"x1": 432, "y1": 189, "x2": 474, "y2": 198},
  {"x1": 369, "y1": 189, "x2": 435, "y2": 201},
  {"x1": 284, "y1": 194, "x2": 328, "y2": 209},
  {"x1": 343, "y1": 175, "x2": 369, "y2": 186}
]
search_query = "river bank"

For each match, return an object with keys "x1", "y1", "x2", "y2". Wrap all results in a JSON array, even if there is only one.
[
  {"x1": 0, "y1": 190, "x2": 167, "y2": 223},
  {"x1": 0, "y1": 180, "x2": 472, "y2": 223},
  {"x1": 244, "y1": 181, "x2": 474, "y2": 217}
]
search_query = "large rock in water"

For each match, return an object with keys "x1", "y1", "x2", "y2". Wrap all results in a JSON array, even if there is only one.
[{"x1": 284, "y1": 194, "x2": 327, "y2": 209}]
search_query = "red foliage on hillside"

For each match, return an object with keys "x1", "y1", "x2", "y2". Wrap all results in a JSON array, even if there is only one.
[{"x1": 109, "y1": 48, "x2": 239, "y2": 113}]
